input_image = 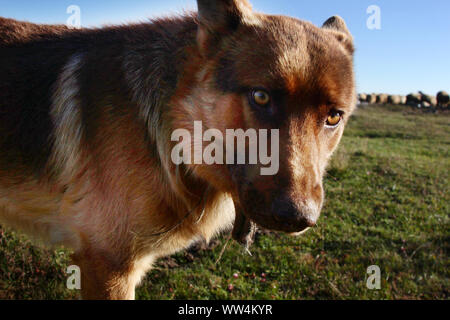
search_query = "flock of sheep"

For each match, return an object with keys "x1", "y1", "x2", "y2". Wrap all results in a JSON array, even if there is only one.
[{"x1": 358, "y1": 91, "x2": 450, "y2": 108}]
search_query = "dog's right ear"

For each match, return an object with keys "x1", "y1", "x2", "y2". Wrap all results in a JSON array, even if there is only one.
[
  {"x1": 322, "y1": 16, "x2": 354, "y2": 55},
  {"x1": 196, "y1": 0, "x2": 253, "y2": 55}
]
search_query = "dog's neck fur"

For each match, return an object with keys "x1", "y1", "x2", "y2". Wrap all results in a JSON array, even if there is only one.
[{"x1": 120, "y1": 16, "x2": 208, "y2": 207}]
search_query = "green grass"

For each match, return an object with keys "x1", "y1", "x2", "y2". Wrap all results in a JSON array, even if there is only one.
[{"x1": 1, "y1": 105, "x2": 449, "y2": 300}]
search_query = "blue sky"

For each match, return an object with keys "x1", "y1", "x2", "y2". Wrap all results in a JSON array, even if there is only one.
[{"x1": 1, "y1": 0, "x2": 449, "y2": 95}]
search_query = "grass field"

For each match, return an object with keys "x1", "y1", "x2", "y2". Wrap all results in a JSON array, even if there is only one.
[{"x1": 0, "y1": 104, "x2": 448, "y2": 300}]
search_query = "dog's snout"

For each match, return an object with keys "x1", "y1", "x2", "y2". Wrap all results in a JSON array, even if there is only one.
[{"x1": 271, "y1": 196, "x2": 319, "y2": 230}]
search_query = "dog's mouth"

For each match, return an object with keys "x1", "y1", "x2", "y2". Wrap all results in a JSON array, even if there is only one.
[
  {"x1": 229, "y1": 169, "x2": 315, "y2": 246},
  {"x1": 231, "y1": 205, "x2": 312, "y2": 247}
]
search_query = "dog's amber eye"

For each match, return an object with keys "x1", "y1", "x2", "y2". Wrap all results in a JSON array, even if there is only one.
[
  {"x1": 326, "y1": 112, "x2": 342, "y2": 127},
  {"x1": 251, "y1": 90, "x2": 271, "y2": 107}
]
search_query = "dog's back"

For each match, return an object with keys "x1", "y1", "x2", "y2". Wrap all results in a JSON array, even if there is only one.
[
  {"x1": 0, "y1": 17, "x2": 195, "y2": 176},
  {"x1": 0, "y1": 17, "x2": 69, "y2": 45}
]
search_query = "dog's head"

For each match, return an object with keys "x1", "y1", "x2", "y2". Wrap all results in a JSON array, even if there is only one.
[{"x1": 171, "y1": 0, "x2": 356, "y2": 236}]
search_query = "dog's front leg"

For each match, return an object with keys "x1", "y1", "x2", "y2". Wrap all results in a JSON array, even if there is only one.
[{"x1": 71, "y1": 250, "x2": 138, "y2": 300}]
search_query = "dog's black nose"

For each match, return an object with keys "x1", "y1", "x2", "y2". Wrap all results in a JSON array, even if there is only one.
[{"x1": 271, "y1": 195, "x2": 318, "y2": 230}]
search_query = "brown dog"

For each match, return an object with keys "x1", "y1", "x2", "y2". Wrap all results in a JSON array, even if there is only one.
[{"x1": 0, "y1": 0, "x2": 355, "y2": 299}]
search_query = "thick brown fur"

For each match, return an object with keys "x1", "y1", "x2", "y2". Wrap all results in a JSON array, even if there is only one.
[{"x1": 0, "y1": 0, "x2": 356, "y2": 299}]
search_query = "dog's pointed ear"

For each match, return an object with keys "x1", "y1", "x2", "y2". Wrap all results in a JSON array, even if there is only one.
[
  {"x1": 322, "y1": 16, "x2": 354, "y2": 55},
  {"x1": 196, "y1": 0, "x2": 253, "y2": 54}
]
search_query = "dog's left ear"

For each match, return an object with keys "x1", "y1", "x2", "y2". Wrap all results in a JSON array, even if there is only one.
[
  {"x1": 322, "y1": 16, "x2": 354, "y2": 55},
  {"x1": 196, "y1": 0, "x2": 253, "y2": 54}
]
